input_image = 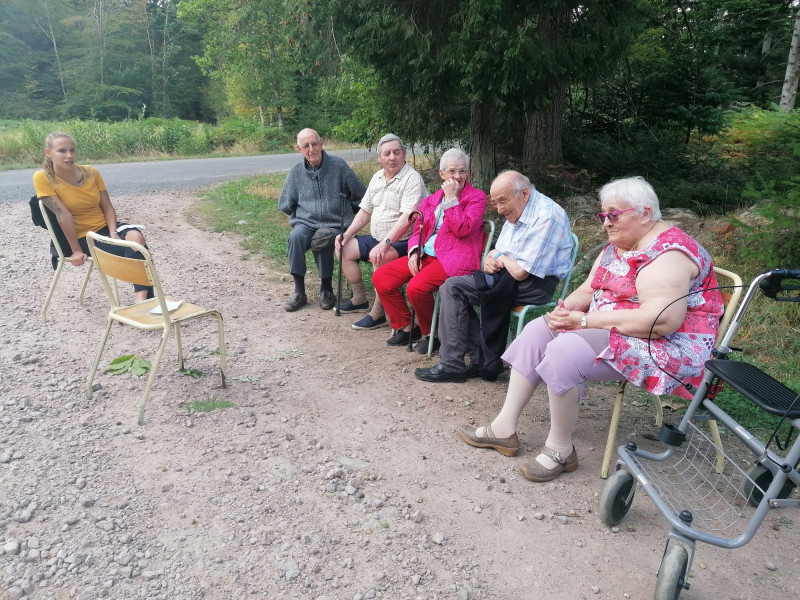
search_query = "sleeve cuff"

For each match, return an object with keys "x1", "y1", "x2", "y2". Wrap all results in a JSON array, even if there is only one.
[{"x1": 441, "y1": 197, "x2": 459, "y2": 210}]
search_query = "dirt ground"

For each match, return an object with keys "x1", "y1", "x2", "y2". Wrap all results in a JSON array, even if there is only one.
[{"x1": 1, "y1": 190, "x2": 799, "y2": 600}]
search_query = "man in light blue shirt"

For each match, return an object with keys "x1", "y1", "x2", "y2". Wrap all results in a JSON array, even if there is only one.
[{"x1": 415, "y1": 170, "x2": 574, "y2": 383}]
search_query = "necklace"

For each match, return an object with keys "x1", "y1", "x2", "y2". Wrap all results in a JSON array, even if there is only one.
[{"x1": 617, "y1": 221, "x2": 660, "y2": 256}]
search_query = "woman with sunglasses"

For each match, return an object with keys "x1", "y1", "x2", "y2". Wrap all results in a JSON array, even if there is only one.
[{"x1": 459, "y1": 176, "x2": 723, "y2": 482}]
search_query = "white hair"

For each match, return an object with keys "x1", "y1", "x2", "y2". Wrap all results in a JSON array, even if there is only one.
[
  {"x1": 439, "y1": 148, "x2": 470, "y2": 170},
  {"x1": 377, "y1": 133, "x2": 406, "y2": 153},
  {"x1": 598, "y1": 176, "x2": 662, "y2": 221}
]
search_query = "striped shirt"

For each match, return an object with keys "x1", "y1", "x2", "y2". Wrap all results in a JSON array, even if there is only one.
[
  {"x1": 359, "y1": 163, "x2": 427, "y2": 241},
  {"x1": 494, "y1": 189, "x2": 573, "y2": 279}
]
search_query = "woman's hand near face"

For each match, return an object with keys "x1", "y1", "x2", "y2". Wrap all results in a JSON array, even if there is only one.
[{"x1": 442, "y1": 177, "x2": 461, "y2": 199}]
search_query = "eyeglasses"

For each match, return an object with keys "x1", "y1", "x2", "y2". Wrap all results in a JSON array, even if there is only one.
[
  {"x1": 299, "y1": 141, "x2": 322, "y2": 150},
  {"x1": 443, "y1": 169, "x2": 469, "y2": 177},
  {"x1": 596, "y1": 208, "x2": 635, "y2": 224}
]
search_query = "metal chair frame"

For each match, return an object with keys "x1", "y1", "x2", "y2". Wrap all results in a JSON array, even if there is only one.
[
  {"x1": 38, "y1": 198, "x2": 95, "y2": 322},
  {"x1": 84, "y1": 232, "x2": 227, "y2": 425},
  {"x1": 507, "y1": 232, "x2": 581, "y2": 342}
]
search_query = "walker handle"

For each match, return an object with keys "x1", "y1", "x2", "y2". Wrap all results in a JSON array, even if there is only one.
[{"x1": 759, "y1": 269, "x2": 800, "y2": 302}]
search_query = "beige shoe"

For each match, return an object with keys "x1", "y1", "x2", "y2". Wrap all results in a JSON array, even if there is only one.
[
  {"x1": 518, "y1": 446, "x2": 578, "y2": 482},
  {"x1": 458, "y1": 424, "x2": 520, "y2": 457}
]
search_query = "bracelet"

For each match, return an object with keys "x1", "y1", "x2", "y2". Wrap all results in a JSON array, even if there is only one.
[{"x1": 493, "y1": 251, "x2": 504, "y2": 259}]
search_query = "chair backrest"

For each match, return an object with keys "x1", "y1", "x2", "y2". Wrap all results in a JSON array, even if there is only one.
[
  {"x1": 38, "y1": 199, "x2": 73, "y2": 259},
  {"x1": 712, "y1": 266, "x2": 743, "y2": 344},
  {"x1": 481, "y1": 219, "x2": 496, "y2": 262},
  {"x1": 555, "y1": 232, "x2": 581, "y2": 302},
  {"x1": 86, "y1": 232, "x2": 161, "y2": 305}
]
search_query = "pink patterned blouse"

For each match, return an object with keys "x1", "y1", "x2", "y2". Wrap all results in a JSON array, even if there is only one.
[{"x1": 590, "y1": 226, "x2": 723, "y2": 399}]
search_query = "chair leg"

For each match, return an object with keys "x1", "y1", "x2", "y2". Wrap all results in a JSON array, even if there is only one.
[
  {"x1": 708, "y1": 419, "x2": 726, "y2": 473},
  {"x1": 652, "y1": 394, "x2": 663, "y2": 427},
  {"x1": 42, "y1": 260, "x2": 65, "y2": 322},
  {"x1": 137, "y1": 329, "x2": 171, "y2": 425},
  {"x1": 213, "y1": 312, "x2": 228, "y2": 387},
  {"x1": 428, "y1": 293, "x2": 439, "y2": 357},
  {"x1": 601, "y1": 382, "x2": 628, "y2": 479},
  {"x1": 78, "y1": 261, "x2": 94, "y2": 307},
  {"x1": 86, "y1": 318, "x2": 114, "y2": 401},
  {"x1": 173, "y1": 323, "x2": 184, "y2": 370}
]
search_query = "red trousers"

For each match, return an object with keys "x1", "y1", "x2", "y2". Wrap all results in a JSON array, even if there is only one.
[{"x1": 372, "y1": 255, "x2": 448, "y2": 336}]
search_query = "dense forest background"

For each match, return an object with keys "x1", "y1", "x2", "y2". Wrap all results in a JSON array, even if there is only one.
[{"x1": 2, "y1": 0, "x2": 799, "y2": 263}]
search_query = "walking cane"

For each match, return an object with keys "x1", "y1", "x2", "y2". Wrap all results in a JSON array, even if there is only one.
[
  {"x1": 407, "y1": 209, "x2": 424, "y2": 352},
  {"x1": 335, "y1": 192, "x2": 347, "y2": 317}
]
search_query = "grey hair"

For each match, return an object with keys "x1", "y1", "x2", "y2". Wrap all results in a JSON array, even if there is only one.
[
  {"x1": 598, "y1": 176, "x2": 662, "y2": 221},
  {"x1": 296, "y1": 128, "x2": 321, "y2": 145},
  {"x1": 439, "y1": 148, "x2": 470, "y2": 170},
  {"x1": 376, "y1": 133, "x2": 406, "y2": 153}
]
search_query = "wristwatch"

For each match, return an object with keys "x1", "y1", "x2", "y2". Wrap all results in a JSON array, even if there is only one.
[
  {"x1": 580, "y1": 314, "x2": 588, "y2": 329},
  {"x1": 384, "y1": 238, "x2": 392, "y2": 245}
]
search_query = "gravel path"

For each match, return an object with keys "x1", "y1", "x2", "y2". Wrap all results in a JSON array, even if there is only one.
[{"x1": 1, "y1": 190, "x2": 798, "y2": 600}]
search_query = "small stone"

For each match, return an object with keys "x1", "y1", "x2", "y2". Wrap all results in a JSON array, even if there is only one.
[
  {"x1": 7, "y1": 587, "x2": 24, "y2": 600},
  {"x1": 558, "y1": 515, "x2": 568, "y2": 525},
  {"x1": 432, "y1": 532, "x2": 445, "y2": 545},
  {"x1": 4, "y1": 541, "x2": 20, "y2": 555},
  {"x1": 591, "y1": 586, "x2": 601, "y2": 594},
  {"x1": 765, "y1": 561, "x2": 777, "y2": 571},
  {"x1": 534, "y1": 513, "x2": 545, "y2": 521},
  {"x1": 79, "y1": 494, "x2": 95, "y2": 508}
]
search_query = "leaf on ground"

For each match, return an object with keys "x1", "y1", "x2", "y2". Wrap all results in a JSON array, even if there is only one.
[{"x1": 180, "y1": 369, "x2": 205, "y2": 378}]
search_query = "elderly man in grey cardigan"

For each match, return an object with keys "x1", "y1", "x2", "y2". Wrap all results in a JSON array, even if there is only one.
[{"x1": 278, "y1": 128, "x2": 367, "y2": 311}]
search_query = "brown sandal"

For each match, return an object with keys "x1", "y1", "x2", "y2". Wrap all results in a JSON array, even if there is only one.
[
  {"x1": 518, "y1": 446, "x2": 578, "y2": 482},
  {"x1": 458, "y1": 424, "x2": 520, "y2": 457}
]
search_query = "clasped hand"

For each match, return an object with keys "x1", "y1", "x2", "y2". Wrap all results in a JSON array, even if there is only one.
[{"x1": 546, "y1": 299, "x2": 581, "y2": 333}]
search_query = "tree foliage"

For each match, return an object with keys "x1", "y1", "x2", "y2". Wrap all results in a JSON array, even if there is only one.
[{"x1": 317, "y1": 0, "x2": 641, "y2": 188}]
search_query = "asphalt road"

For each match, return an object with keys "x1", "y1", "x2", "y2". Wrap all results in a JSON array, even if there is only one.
[{"x1": 0, "y1": 148, "x2": 372, "y2": 203}]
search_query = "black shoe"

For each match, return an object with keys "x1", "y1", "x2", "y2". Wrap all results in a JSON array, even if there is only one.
[
  {"x1": 338, "y1": 299, "x2": 370, "y2": 313},
  {"x1": 416, "y1": 336, "x2": 440, "y2": 354},
  {"x1": 319, "y1": 290, "x2": 336, "y2": 310},
  {"x1": 414, "y1": 363, "x2": 466, "y2": 383},
  {"x1": 386, "y1": 326, "x2": 421, "y2": 346},
  {"x1": 466, "y1": 363, "x2": 481, "y2": 378},
  {"x1": 352, "y1": 315, "x2": 388, "y2": 330},
  {"x1": 285, "y1": 292, "x2": 308, "y2": 312}
]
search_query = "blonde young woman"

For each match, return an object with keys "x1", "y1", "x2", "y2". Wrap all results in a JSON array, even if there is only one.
[{"x1": 33, "y1": 132, "x2": 153, "y2": 301}]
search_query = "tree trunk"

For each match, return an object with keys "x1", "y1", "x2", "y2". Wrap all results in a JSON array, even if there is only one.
[
  {"x1": 468, "y1": 101, "x2": 495, "y2": 192},
  {"x1": 39, "y1": 0, "x2": 67, "y2": 100},
  {"x1": 523, "y1": 89, "x2": 563, "y2": 169},
  {"x1": 779, "y1": 10, "x2": 800, "y2": 111}
]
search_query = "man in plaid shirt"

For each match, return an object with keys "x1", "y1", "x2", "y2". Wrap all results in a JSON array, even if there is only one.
[
  {"x1": 335, "y1": 134, "x2": 428, "y2": 330},
  {"x1": 415, "y1": 170, "x2": 574, "y2": 383}
]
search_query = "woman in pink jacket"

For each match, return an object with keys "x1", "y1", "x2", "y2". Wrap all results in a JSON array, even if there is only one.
[{"x1": 373, "y1": 148, "x2": 487, "y2": 352}]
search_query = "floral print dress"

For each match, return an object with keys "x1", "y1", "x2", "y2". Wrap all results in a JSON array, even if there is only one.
[{"x1": 591, "y1": 226, "x2": 723, "y2": 399}]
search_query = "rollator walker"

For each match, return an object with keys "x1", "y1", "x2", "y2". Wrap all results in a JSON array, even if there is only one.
[{"x1": 598, "y1": 268, "x2": 800, "y2": 600}]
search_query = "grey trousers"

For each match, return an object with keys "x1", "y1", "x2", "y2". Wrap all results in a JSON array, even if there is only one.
[
  {"x1": 287, "y1": 223, "x2": 337, "y2": 281},
  {"x1": 437, "y1": 273, "x2": 558, "y2": 374}
]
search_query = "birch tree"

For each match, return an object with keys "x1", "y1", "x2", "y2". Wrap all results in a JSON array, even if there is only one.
[{"x1": 779, "y1": 8, "x2": 800, "y2": 110}]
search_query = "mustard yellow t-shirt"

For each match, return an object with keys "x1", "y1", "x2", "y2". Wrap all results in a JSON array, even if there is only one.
[{"x1": 33, "y1": 165, "x2": 108, "y2": 239}]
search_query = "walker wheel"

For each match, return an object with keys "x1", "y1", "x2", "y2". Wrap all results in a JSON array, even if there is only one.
[
  {"x1": 743, "y1": 462, "x2": 797, "y2": 507},
  {"x1": 654, "y1": 545, "x2": 688, "y2": 600},
  {"x1": 598, "y1": 469, "x2": 635, "y2": 526}
]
